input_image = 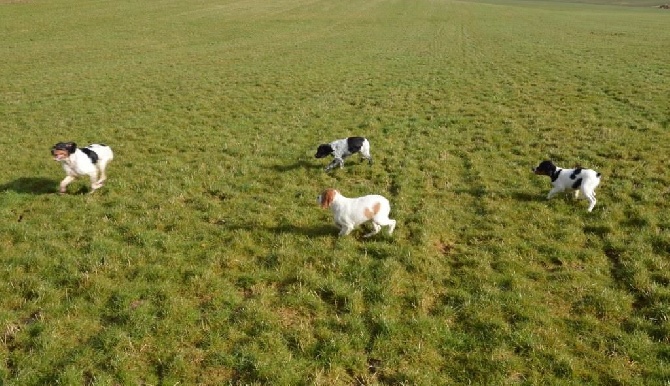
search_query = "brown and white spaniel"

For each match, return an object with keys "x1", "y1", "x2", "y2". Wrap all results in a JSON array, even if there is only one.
[{"x1": 318, "y1": 188, "x2": 396, "y2": 237}]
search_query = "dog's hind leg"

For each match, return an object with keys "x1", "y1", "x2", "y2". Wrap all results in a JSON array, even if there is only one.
[
  {"x1": 586, "y1": 193, "x2": 597, "y2": 212},
  {"x1": 387, "y1": 219, "x2": 396, "y2": 235},
  {"x1": 96, "y1": 161, "x2": 109, "y2": 185},
  {"x1": 89, "y1": 171, "x2": 102, "y2": 192},
  {"x1": 370, "y1": 216, "x2": 396, "y2": 236},
  {"x1": 363, "y1": 222, "x2": 381, "y2": 238}
]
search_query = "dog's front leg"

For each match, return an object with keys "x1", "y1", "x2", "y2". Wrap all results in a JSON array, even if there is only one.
[
  {"x1": 325, "y1": 159, "x2": 338, "y2": 171},
  {"x1": 325, "y1": 158, "x2": 343, "y2": 171},
  {"x1": 547, "y1": 187, "x2": 562, "y2": 200},
  {"x1": 333, "y1": 157, "x2": 345, "y2": 169},
  {"x1": 358, "y1": 151, "x2": 373, "y2": 165},
  {"x1": 59, "y1": 175, "x2": 76, "y2": 194}
]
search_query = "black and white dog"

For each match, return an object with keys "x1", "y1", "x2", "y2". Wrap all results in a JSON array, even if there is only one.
[
  {"x1": 533, "y1": 160, "x2": 601, "y2": 212},
  {"x1": 314, "y1": 137, "x2": 372, "y2": 171},
  {"x1": 51, "y1": 142, "x2": 114, "y2": 194}
]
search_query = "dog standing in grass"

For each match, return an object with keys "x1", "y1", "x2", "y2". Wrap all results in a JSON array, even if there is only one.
[
  {"x1": 533, "y1": 160, "x2": 601, "y2": 212},
  {"x1": 51, "y1": 142, "x2": 113, "y2": 194},
  {"x1": 314, "y1": 136, "x2": 372, "y2": 171},
  {"x1": 318, "y1": 188, "x2": 396, "y2": 237}
]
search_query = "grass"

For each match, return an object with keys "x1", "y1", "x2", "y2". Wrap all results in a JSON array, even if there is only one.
[{"x1": 1, "y1": 0, "x2": 669, "y2": 384}]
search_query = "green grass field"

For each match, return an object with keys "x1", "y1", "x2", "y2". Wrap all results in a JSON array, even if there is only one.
[{"x1": 1, "y1": 0, "x2": 669, "y2": 384}]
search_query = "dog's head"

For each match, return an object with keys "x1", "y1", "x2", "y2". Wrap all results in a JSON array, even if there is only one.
[
  {"x1": 314, "y1": 144, "x2": 334, "y2": 158},
  {"x1": 317, "y1": 189, "x2": 338, "y2": 209},
  {"x1": 533, "y1": 160, "x2": 557, "y2": 176},
  {"x1": 51, "y1": 142, "x2": 77, "y2": 161}
]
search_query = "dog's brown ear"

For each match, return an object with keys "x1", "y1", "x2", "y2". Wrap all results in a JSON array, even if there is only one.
[{"x1": 321, "y1": 189, "x2": 336, "y2": 209}]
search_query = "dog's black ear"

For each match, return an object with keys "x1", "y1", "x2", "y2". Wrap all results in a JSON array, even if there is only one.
[
  {"x1": 315, "y1": 144, "x2": 333, "y2": 158},
  {"x1": 539, "y1": 160, "x2": 555, "y2": 172},
  {"x1": 347, "y1": 137, "x2": 365, "y2": 153},
  {"x1": 52, "y1": 142, "x2": 72, "y2": 154},
  {"x1": 534, "y1": 160, "x2": 556, "y2": 176},
  {"x1": 66, "y1": 142, "x2": 77, "y2": 154}
]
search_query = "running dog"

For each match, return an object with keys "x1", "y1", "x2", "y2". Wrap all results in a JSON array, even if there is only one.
[
  {"x1": 533, "y1": 160, "x2": 601, "y2": 212},
  {"x1": 51, "y1": 142, "x2": 113, "y2": 194},
  {"x1": 318, "y1": 188, "x2": 396, "y2": 237}
]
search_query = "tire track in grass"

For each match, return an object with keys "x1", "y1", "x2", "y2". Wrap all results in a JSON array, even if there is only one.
[
  {"x1": 379, "y1": 130, "x2": 432, "y2": 246},
  {"x1": 588, "y1": 222, "x2": 670, "y2": 344},
  {"x1": 454, "y1": 149, "x2": 489, "y2": 217},
  {"x1": 445, "y1": 145, "x2": 500, "y2": 276}
]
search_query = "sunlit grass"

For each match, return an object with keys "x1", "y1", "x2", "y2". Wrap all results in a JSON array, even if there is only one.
[{"x1": 1, "y1": 0, "x2": 669, "y2": 384}]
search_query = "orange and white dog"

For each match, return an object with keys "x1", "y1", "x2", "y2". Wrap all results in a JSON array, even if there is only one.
[{"x1": 318, "y1": 189, "x2": 396, "y2": 237}]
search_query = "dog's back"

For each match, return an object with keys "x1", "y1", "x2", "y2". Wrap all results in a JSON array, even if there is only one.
[
  {"x1": 346, "y1": 137, "x2": 366, "y2": 153},
  {"x1": 565, "y1": 167, "x2": 601, "y2": 191},
  {"x1": 85, "y1": 144, "x2": 113, "y2": 164}
]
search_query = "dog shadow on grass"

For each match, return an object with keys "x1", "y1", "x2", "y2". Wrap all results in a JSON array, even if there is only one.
[
  {"x1": 511, "y1": 190, "x2": 589, "y2": 207},
  {"x1": 225, "y1": 222, "x2": 336, "y2": 238},
  {"x1": 267, "y1": 159, "x2": 320, "y2": 172},
  {"x1": 272, "y1": 223, "x2": 337, "y2": 237},
  {"x1": 0, "y1": 177, "x2": 59, "y2": 195},
  {"x1": 510, "y1": 191, "x2": 540, "y2": 202},
  {"x1": 272, "y1": 223, "x2": 395, "y2": 241}
]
